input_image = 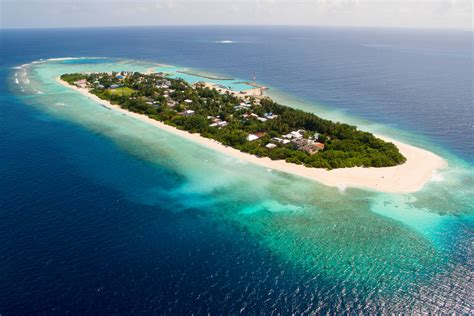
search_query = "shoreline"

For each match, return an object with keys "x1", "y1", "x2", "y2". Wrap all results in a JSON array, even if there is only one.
[{"x1": 56, "y1": 77, "x2": 447, "y2": 193}]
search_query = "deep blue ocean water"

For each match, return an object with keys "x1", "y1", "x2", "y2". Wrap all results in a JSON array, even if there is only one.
[{"x1": 1, "y1": 27, "x2": 473, "y2": 313}]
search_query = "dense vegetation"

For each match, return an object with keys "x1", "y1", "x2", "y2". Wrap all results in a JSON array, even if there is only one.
[{"x1": 61, "y1": 72, "x2": 406, "y2": 169}]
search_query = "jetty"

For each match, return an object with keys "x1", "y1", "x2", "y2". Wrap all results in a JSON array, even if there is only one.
[{"x1": 176, "y1": 70, "x2": 234, "y2": 80}]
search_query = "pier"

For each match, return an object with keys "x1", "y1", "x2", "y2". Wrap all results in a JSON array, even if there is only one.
[{"x1": 176, "y1": 70, "x2": 234, "y2": 80}]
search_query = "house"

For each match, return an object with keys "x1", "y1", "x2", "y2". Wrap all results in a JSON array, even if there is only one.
[
  {"x1": 209, "y1": 120, "x2": 228, "y2": 128},
  {"x1": 293, "y1": 139, "x2": 325, "y2": 154},
  {"x1": 273, "y1": 137, "x2": 291, "y2": 144},
  {"x1": 264, "y1": 112, "x2": 278, "y2": 119},
  {"x1": 266, "y1": 114, "x2": 278, "y2": 120},
  {"x1": 302, "y1": 143, "x2": 325, "y2": 154},
  {"x1": 256, "y1": 117, "x2": 267, "y2": 122},
  {"x1": 234, "y1": 102, "x2": 251, "y2": 110},
  {"x1": 209, "y1": 117, "x2": 221, "y2": 123},
  {"x1": 74, "y1": 79, "x2": 88, "y2": 88},
  {"x1": 110, "y1": 84, "x2": 120, "y2": 89},
  {"x1": 290, "y1": 131, "x2": 303, "y2": 139},
  {"x1": 266, "y1": 143, "x2": 277, "y2": 149},
  {"x1": 247, "y1": 134, "x2": 260, "y2": 141},
  {"x1": 183, "y1": 109, "x2": 195, "y2": 116},
  {"x1": 184, "y1": 99, "x2": 193, "y2": 104},
  {"x1": 314, "y1": 142, "x2": 325, "y2": 151},
  {"x1": 283, "y1": 131, "x2": 304, "y2": 139}
]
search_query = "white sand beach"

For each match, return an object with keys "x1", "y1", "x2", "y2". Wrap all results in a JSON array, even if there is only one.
[{"x1": 57, "y1": 77, "x2": 447, "y2": 193}]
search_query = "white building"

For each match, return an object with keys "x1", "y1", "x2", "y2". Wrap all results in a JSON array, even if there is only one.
[
  {"x1": 247, "y1": 134, "x2": 260, "y2": 141},
  {"x1": 74, "y1": 79, "x2": 88, "y2": 88},
  {"x1": 209, "y1": 120, "x2": 228, "y2": 128},
  {"x1": 290, "y1": 131, "x2": 303, "y2": 139},
  {"x1": 273, "y1": 137, "x2": 290, "y2": 144},
  {"x1": 266, "y1": 143, "x2": 277, "y2": 149}
]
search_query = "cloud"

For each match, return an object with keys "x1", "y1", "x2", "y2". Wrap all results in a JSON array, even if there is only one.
[{"x1": 1, "y1": 0, "x2": 472, "y2": 29}]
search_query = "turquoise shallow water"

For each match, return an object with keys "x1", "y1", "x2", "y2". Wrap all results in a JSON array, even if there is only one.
[
  {"x1": 10, "y1": 58, "x2": 474, "y2": 298},
  {"x1": 1, "y1": 26, "x2": 473, "y2": 313},
  {"x1": 154, "y1": 65, "x2": 253, "y2": 91}
]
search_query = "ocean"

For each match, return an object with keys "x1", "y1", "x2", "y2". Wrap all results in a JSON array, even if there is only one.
[{"x1": 0, "y1": 26, "x2": 473, "y2": 313}]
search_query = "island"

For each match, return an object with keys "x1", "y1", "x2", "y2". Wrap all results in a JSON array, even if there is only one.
[
  {"x1": 61, "y1": 71, "x2": 406, "y2": 169},
  {"x1": 58, "y1": 71, "x2": 446, "y2": 193}
]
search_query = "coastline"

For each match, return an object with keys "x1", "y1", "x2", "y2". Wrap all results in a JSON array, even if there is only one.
[{"x1": 56, "y1": 77, "x2": 447, "y2": 193}]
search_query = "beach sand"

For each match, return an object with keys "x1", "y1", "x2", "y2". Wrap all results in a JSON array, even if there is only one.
[{"x1": 57, "y1": 77, "x2": 447, "y2": 193}]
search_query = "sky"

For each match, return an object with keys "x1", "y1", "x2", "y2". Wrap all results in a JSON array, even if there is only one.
[{"x1": 1, "y1": 0, "x2": 472, "y2": 30}]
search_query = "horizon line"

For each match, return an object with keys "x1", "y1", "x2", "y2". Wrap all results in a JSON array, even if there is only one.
[{"x1": 1, "y1": 24, "x2": 473, "y2": 32}]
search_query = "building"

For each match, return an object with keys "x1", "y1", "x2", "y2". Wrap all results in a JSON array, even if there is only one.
[
  {"x1": 182, "y1": 110, "x2": 195, "y2": 116},
  {"x1": 247, "y1": 134, "x2": 260, "y2": 141},
  {"x1": 264, "y1": 112, "x2": 278, "y2": 120},
  {"x1": 209, "y1": 120, "x2": 228, "y2": 128},
  {"x1": 184, "y1": 99, "x2": 193, "y2": 104},
  {"x1": 266, "y1": 143, "x2": 277, "y2": 149},
  {"x1": 291, "y1": 131, "x2": 303, "y2": 139},
  {"x1": 234, "y1": 102, "x2": 251, "y2": 110},
  {"x1": 314, "y1": 142, "x2": 325, "y2": 151},
  {"x1": 293, "y1": 139, "x2": 325, "y2": 154},
  {"x1": 273, "y1": 137, "x2": 291, "y2": 145},
  {"x1": 74, "y1": 79, "x2": 88, "y2": 88}
]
